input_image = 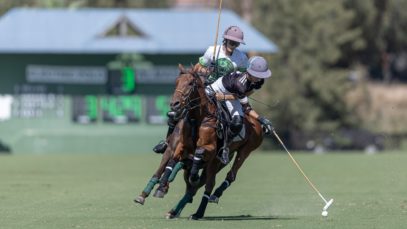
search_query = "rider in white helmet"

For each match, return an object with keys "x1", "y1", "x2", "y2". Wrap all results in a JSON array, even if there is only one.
[
  {"x1": 153, "y1": 26, "x2": 249, "y2": 154},
  {"x1": 198, "y1": 25, "x2": 249, "y2": 84}
]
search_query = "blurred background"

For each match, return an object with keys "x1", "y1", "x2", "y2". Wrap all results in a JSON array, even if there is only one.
[{"x1": 0, "y1": 0, "x2": 406, "y2": 155}]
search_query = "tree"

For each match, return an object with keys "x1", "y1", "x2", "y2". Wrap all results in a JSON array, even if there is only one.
[
  {"x1": 250, "y1": 0, "x2": 362, "y2": 145},
  {"x1": 342, "y1": 0, "x2": 407, "y2": 83}
]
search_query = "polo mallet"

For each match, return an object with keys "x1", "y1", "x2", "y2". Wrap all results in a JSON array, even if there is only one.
[
  {"x1": 212, "y1": 0, "x2": 223, "y2": 64},
  {"x1": 272, "y1": 129, "x2": 334, "y2": 216}
]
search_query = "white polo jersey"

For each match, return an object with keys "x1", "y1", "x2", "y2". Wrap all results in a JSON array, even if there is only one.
[{"x1": 199, "y1": 45, "x2": 248, "y2": 72}]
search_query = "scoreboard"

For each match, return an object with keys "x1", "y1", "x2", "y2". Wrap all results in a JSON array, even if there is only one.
[
  {"x1": 3, "y1": 64, "x2": 179, "y2": 124},
  {"x1": 106, "y1": 67, "x2": 136, "y2": 94},
  {"x1": 70, "y1": 65, "x2": 176, "y2": 124},
  {"x1": 71, "y1": 95, "x2": 170, "y2": 124}
]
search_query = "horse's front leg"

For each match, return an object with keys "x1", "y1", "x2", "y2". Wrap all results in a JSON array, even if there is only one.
[
  {"x1": 153, "y1": 135, "x2": 184, "y2": 198},
  {"x1": 189, "y1": 125, "x2": 216, "y2": 186},
  {"x1": 134, "y1": 146, "x2": 172, "y2": 205},
  {"x1": 153, "y1": 158, "x2": 177, "y2": 198},
  {"x1": 190, "y1": 161, "x2": 220, "y2": 220},
  {"x1": 166, "y1": 169, "x2": 198, "y2": 219}
]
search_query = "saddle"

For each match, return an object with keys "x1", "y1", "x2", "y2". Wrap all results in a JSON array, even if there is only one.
[{"x1": 214, "y1": 100, "x2": 246, "y2": 161}]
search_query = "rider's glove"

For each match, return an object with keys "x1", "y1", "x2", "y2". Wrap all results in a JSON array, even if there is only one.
[{"x1": 257, "y1": 116, "x2": 274, "y2": 135}]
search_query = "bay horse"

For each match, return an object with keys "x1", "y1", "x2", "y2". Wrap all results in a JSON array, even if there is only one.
[
  {"x1": 133, "y1": 64, "x2": 204, "y2": 205},
  {"x1": 164, "y1": 65, "x2": 265, "y2": 220}
]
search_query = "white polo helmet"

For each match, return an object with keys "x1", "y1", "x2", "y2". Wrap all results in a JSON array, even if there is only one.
[
  {"x1": 223, "y1": 26, "x2": 245, "y2": 44},
  {"x1": 247, "y1": 56, "x2": 272, "y2": 79}
]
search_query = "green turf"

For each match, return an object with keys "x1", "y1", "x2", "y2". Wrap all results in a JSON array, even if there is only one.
[{"x1": 1, "y1": 151, "x2": 406, "y2": 229}]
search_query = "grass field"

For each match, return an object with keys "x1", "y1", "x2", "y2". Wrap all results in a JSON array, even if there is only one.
[{"x1": 1, "y1": 151, "x2": 406, "y2": 229}]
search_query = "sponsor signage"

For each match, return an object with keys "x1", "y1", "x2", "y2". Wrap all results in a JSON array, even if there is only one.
[{"x1": 26, "y1": 65, "x2": 107, "y2": 85}]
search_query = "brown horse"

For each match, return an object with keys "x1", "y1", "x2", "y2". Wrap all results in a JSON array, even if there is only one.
[
  {"x1": 133, "y1": 119, "x2": 184, "y2": 205},
  {"x1": 133, "y1": 65, "x2": 204, "y2": 205},
  {"x1": 165, "y1": 65, "x2": 265, "y2": 220}
]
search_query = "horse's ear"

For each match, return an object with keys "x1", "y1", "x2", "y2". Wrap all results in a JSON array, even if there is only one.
[{"x1": 178, "y1": 64, "x2": 187, "y2": 74}]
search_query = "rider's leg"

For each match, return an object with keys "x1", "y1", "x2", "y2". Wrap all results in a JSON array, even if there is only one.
[
  {"x1": 153, "y1": 112, "x2": 177, "y2": 154},
  {"x1": 220, "y1": 115, "x2": 243, "y2": 164},
  {"x1": 228, "y1": 115, "x2": 243, "y2": 139},
  {"x1": 220, "y1": 100, "x2": 244, "y2": 164}
]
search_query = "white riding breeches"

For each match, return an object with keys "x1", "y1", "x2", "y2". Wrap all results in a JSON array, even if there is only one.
[
  {"x1": 207, "y1": 78, "x2": 244, "y2": 118},
  {"x1": 224, "y1": 99, "x2": 243, "y2": 117}
]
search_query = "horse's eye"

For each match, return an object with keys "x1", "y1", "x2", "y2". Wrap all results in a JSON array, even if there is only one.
[{"x1": 189, "y1": 82, "x2": 194, "y2": 86}]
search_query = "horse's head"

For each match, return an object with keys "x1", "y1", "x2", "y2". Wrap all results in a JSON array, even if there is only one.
[{"x1": 169, "y1": 65, "x2": 202, "y2": 120}]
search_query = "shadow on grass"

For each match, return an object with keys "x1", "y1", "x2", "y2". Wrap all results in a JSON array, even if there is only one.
[{"x1": 199, "y1": 214, "x2": 296, "y2": 221}]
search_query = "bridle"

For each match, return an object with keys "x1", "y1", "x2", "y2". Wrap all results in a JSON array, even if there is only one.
[{"x1": 172, "y1": 75, "x2": 202, "y2": 121}]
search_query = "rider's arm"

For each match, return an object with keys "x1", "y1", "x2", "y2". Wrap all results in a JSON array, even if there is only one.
[
  {"x1": 215, "y1": 92, "x2": 237, "y2": 101},
  {"x1": 247, "y1": 109, "x2": 260, "y2": 119},
  {"x1": 241, "y1": 102, "x2": 260, "y2": 119},
  {"x1": 198, "y1": 46, "x2": 214, "y2": 67}
]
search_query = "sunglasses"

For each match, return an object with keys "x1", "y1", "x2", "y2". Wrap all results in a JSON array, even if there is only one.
[
  {"x1": 248, "y1": 74, "x2": 261, "y2": 82},
  {"x1": 227, "y1": 40, "x2": 240, "y2": 47}
]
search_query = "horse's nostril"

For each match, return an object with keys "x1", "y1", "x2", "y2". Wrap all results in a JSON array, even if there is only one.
[{"x1": 171, "y1": 101, "x2": 181, "y2": 110}]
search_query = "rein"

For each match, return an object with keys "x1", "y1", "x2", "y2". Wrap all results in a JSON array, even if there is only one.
[{"x1": 174, "y1": 77, "x2": 200, "y2": 120}]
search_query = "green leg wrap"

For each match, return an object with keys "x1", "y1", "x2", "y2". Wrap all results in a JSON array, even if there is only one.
[
  {"x1": 172, "y1": 192, "x2": 193, "y2": 215},
  {"x1": 168, "y1": 162, "x2": 184, "y2": 182},
  {"x1": 143, "y1": 177, "x2": 159, "y2": 195}
]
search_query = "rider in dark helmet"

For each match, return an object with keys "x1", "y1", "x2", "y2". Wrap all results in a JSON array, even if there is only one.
[{"x1": 153, "y1": 26, "x2": 249, "y2": 154}]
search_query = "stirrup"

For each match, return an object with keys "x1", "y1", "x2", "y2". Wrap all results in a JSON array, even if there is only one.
[{"x1": 153, "y1": 140, "x2": 167, "y2": 154}]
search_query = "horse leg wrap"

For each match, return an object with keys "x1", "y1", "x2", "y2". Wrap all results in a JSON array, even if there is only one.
[
  {"x1": 213, "y1": 179, "x2": 230, "y2": 198},
  {"x1": 168, "y1": 161, "x2": 184, "y2": 182},
  {"x1": 143, "y1": 176, "x2": 159, "y2": 195},
  {"x1": 159, "y1": 159, "x2": 176, "y2": 190},
  {"x1": 172, "y1": 192, "x2": 193, "y2": 215},
  {"x1": 193, "y1": 192, "x2": 210, "y2": 219},
  {"x1": 191, "y1": 148, "x2": 205, "y2": 177}
]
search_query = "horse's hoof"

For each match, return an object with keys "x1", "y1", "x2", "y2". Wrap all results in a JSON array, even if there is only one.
[
  {"x1": 189, "y1": 214, "x2": 202, "y2": 220},
  {"x1": 165, "y1": 210, "x2": 179, "y2": 219},
  {"x1": 153, "y1": 189, "x2": 165, "y2": 198},
  {"x1": 208, "y1": 195, "x2": 219, "y2": 204},
  {"x1": 133, "y1": 196, "x2": 145, "y2": 205}
]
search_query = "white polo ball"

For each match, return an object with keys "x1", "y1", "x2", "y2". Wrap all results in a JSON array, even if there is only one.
[{"x1": 321, "y1": 210, "x2": 328, "y2": 217}]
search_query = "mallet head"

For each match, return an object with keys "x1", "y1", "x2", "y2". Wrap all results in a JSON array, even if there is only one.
[{"x1": 323, "y1": 199, "x2": 334, "y2": 211}]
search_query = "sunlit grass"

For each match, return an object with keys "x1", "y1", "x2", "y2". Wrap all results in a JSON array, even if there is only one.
[{"x1": 0, "y1": 151, "x2": 406, "y2": 229}]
